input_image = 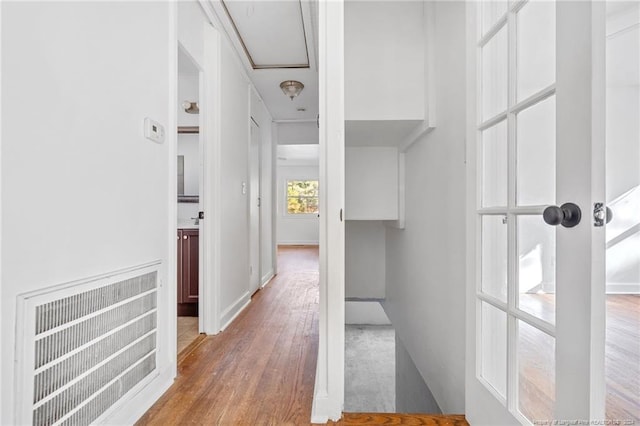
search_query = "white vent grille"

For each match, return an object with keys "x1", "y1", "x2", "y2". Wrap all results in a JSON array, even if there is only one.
[{"x1": 15, "y1": 262, "x2": 161, "y2": 426}]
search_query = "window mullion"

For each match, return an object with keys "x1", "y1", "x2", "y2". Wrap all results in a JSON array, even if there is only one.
[{"x1": 506, "y1": 3, "x2": 519, "y2": 415}]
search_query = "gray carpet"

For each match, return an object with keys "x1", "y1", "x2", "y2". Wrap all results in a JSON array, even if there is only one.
[{"x1": 344, "y1": 325, "x2": 396, "y2": 412}]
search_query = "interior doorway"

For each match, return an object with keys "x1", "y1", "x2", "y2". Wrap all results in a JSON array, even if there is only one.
[{"x1": 176, "y1": 45, "x2": 204, "y2": 356}]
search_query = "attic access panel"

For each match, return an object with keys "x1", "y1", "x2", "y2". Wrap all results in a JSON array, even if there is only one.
[{"x1": 221, "y1": 0, "x2": 310, "y2": 69}]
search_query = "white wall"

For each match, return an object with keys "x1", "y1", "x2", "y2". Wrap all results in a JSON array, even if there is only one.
[
  {"x1": 383, "y1": 1, "x2": 466, "y2": 414},
  {"x1": 344, "y1": 1, "x2": 424, "y2": 121},
  {"x1": 250, "y1": 91, "x2": 275, "y2": 285},
  {"x1": 1, "y1": 2, "x2": 174, "y2": 423},
  {"x1": 345, "y1": 221, "x2": 385, "y2": 299},
  {"x1": 345, "y1": 147, "x2": 398, "y2": 220},
  {"x1": 395, "y1": 334, "x2": 441, "y2": 413},
  {"x1": 606, "y1": 3, "x2": 640, "y2": 201},
  {"x1": 178, "y1": 1, "x2": 207, "y2": 69},
  {"x1": 177, "y1": 63, "x2": 200, "y2": 198},
  {"x1": 605, "y1": 4, "x2": 640, "y2": 291},
  {"x1": 277, "y1": 165, "x2": 320, "y2": 245},
  {"x1": 277, "y1": 121, "x2": 319, "y2": 145},
  {"x1": 177, "y1": 133, "x2": 199, "y2": 196},
  {"x1": 178, "y1": 0, "x2": 276, "y2": 328},
  {"x1": 218, "y1": 40, "x2": 251, "y2": 325},
  {"x1": 177, "y1": 68, "x2": 199, "y2": 127}
]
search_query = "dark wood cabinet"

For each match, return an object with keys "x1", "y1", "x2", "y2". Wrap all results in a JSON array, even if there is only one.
[{"x1": 177, "y1": 228, "x2": 199, "y2": 316}]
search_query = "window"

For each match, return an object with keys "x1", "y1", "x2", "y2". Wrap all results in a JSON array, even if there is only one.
[{"x1": 286, "y1": 180, "x2": 319, "y2": 214}]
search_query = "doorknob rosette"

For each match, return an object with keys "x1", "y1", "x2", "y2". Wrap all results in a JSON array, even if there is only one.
[{"x1": 543, "y1": 202, "x2": 581, "y2": 228}]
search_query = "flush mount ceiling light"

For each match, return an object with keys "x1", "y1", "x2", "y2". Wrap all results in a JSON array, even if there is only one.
[{"x1": 280, "y1": 80, "x2": 304, "y2": 100}]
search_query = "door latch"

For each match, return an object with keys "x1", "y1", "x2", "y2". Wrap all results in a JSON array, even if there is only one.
[{"x1": 593, "y1": 203, "x2": 612, "y2": 227}]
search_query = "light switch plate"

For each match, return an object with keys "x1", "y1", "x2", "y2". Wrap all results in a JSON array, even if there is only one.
[{"x1": 144, "y1": 117, "x2": 165, "y2": 143}]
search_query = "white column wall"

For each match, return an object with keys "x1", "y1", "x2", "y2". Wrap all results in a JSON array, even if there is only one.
[
  {"x1": 1, "y1": 2, "x2": 175, "y2": 423},
  {"x1": 383, "y1": 1, "x2": 467, "y2": 414}
]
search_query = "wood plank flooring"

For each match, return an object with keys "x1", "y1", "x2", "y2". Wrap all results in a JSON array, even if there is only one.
[
  {"x1": 328, "y1": 413, "x2": 468, "y2": 425},
  {"x1": 137, "y1": 246, "x2": 320, "y2": 425},
  {"x1": 517, "y1": 294, "x2": 640, "y2": 422},
  {"x1": 138, "y1": 246, "x2": 468, "y2": 425},
  {"x1": 605, "y1": 295, "x2": 640, "y2": 422},
  {"x1": 138, "y1": 245, "x2": 637, "y2": 424}
]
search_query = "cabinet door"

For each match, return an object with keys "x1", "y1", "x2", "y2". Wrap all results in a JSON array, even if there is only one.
[
  {"x1": 182, "y1": 229, "x2": 199, "y2": 303},
  {"x1": 177, "y1": 230, "x2": 183, "y2": 304}
]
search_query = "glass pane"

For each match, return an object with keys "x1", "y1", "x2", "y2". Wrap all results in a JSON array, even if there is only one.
[
  {"x1": 287, "y1": 180, "x2": 319, "y2": 214},
  {"x1": 482, "y1": 121, "x2": 508, "y2": 207},
  {"x1": 480, "y1": 302, "x2": 507, "y2": 397},
  {"x1": 518, "y1": 320, "x2": 555, "y2": 423},
  {"x1": 481, "y1": 215, "x2": 508, "y2": 302},
  {"x1": 482, "y1": 27, "x2": 508, "y2": 120},
  {"x1": 481, "y1": 1, "x2": 507, "y2": 37},
  {"x1": 516, "y1": 96, "x2": 556, "y2": 206},
  {"x1": 605, "y1": 3, "x2": 640, "y2": 421},
  {"x1": 518, "y1": 216, "x2": 556, "y2": 324},
  {"x1": 517, "y1": 0, "x2": 556, "y2": 101}
]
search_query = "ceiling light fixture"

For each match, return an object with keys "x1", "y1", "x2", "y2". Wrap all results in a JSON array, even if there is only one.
[{"x1": 280, "y1": 80, "x2": 304, "y2": 100}]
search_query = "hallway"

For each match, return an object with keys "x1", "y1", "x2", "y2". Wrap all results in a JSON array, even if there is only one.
[{"x1": 137, "y1": 246, "x2": 320, "y2": 425}]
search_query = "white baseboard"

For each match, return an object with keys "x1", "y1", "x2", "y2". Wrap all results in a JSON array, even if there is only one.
[
  {"x1": 311, "y1": 391, "x2": 342, "y2": 424},
  {"x1": 261, "y1": 269, "x2": 274, "y2": 287},
  {"x1": 345, "y1": 300, "x2": 391, "y2": 325},
  {"x1": 607, "y1": 282, "x2": 640, "y2": 294},
  {"x1": 277, "y1": 241, "x2": 319, "y2": 246},
  {"x1": 219, "y1": 292, "x2": 251, "y2": 332},
  {"x1": 98, "y1": 365, "x2": 174, "y2": 425},
  {"x1": 310, "y1": 393, "x2": 330, "y2": 424}
]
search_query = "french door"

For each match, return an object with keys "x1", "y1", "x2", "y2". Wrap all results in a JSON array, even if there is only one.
[{"x1": 466, "y1": 1, "x2": 610, "y2": 424}]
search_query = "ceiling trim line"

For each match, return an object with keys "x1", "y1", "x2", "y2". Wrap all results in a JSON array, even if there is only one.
[
  {"x1": 253, "y1": 64, "x2": 310, "y2": 70},
  {"x1": 220, "y1": 0, "x2": 257, "y2": 69},
  {"x1": 297, "y1": 0, "x2": 311, "y2": 70},
  {"x1": 220, "y1": 0, "x2": 310, "y2": 70}
]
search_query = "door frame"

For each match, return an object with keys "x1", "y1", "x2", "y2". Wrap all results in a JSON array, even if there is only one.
[
  {"x1": 248, "y1": 117, "x2": 261, "y2": 295},
  {"x1": 200, "y1": 22, "x2": 222, "y2": 335},
  {"x1": 175, "y1": 41, "x2": 209, "y2": 334},
  {"x1": 312, "y1": 0, "x2": 345, "y2": 422},
  {"x1": 465, "y1": 1, "x2": 607, "y2": 423}
]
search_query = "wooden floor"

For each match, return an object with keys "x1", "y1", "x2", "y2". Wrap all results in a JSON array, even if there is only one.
[
  {"x1": 328, "y1": 413, "x2": 468, "y2": 425},
  {"x1": 139, "y1": 246, "x2": 467, "y2": 425},
  {"x1": 138, "y1": 246, "x2": 321, "y2": 425},
  {"x1": 138, "y1": 246, "x2": 639, "y2": 424},
  {"x1": 518, "y1": 294, "x2": 640, "y2": 422}
]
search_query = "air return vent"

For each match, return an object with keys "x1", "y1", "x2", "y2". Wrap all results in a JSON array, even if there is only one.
[{"x1": 15, "y1": 262, "x2": 161, "y2": 426}]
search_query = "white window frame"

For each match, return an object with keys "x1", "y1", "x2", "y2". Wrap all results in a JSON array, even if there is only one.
[{"x1": 284, "y1": 178, "x2": 319, "y2": 217}]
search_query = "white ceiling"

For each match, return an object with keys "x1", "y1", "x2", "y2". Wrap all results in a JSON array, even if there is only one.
[{"x1": 211, "y1": 0, "x2": 319, "y2": 121}]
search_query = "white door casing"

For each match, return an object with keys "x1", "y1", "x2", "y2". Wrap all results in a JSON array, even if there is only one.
[
  {"x1": 312, "y1": 0, "x2": 345, "y2": 423},
  {"x1": 466, "y1": 1, "x2": 607, "y2": 424},
  {"x1": 202, "y1": 22, "x2": 222, "y2": 334},
  {"x1": 249, "y1": 119, "x2": 261, "y2": 294}
]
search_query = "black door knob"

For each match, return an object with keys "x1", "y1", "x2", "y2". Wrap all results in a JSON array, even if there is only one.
[{"x1": 543, "y1": 202, "x2": 582, "y2": 228}]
